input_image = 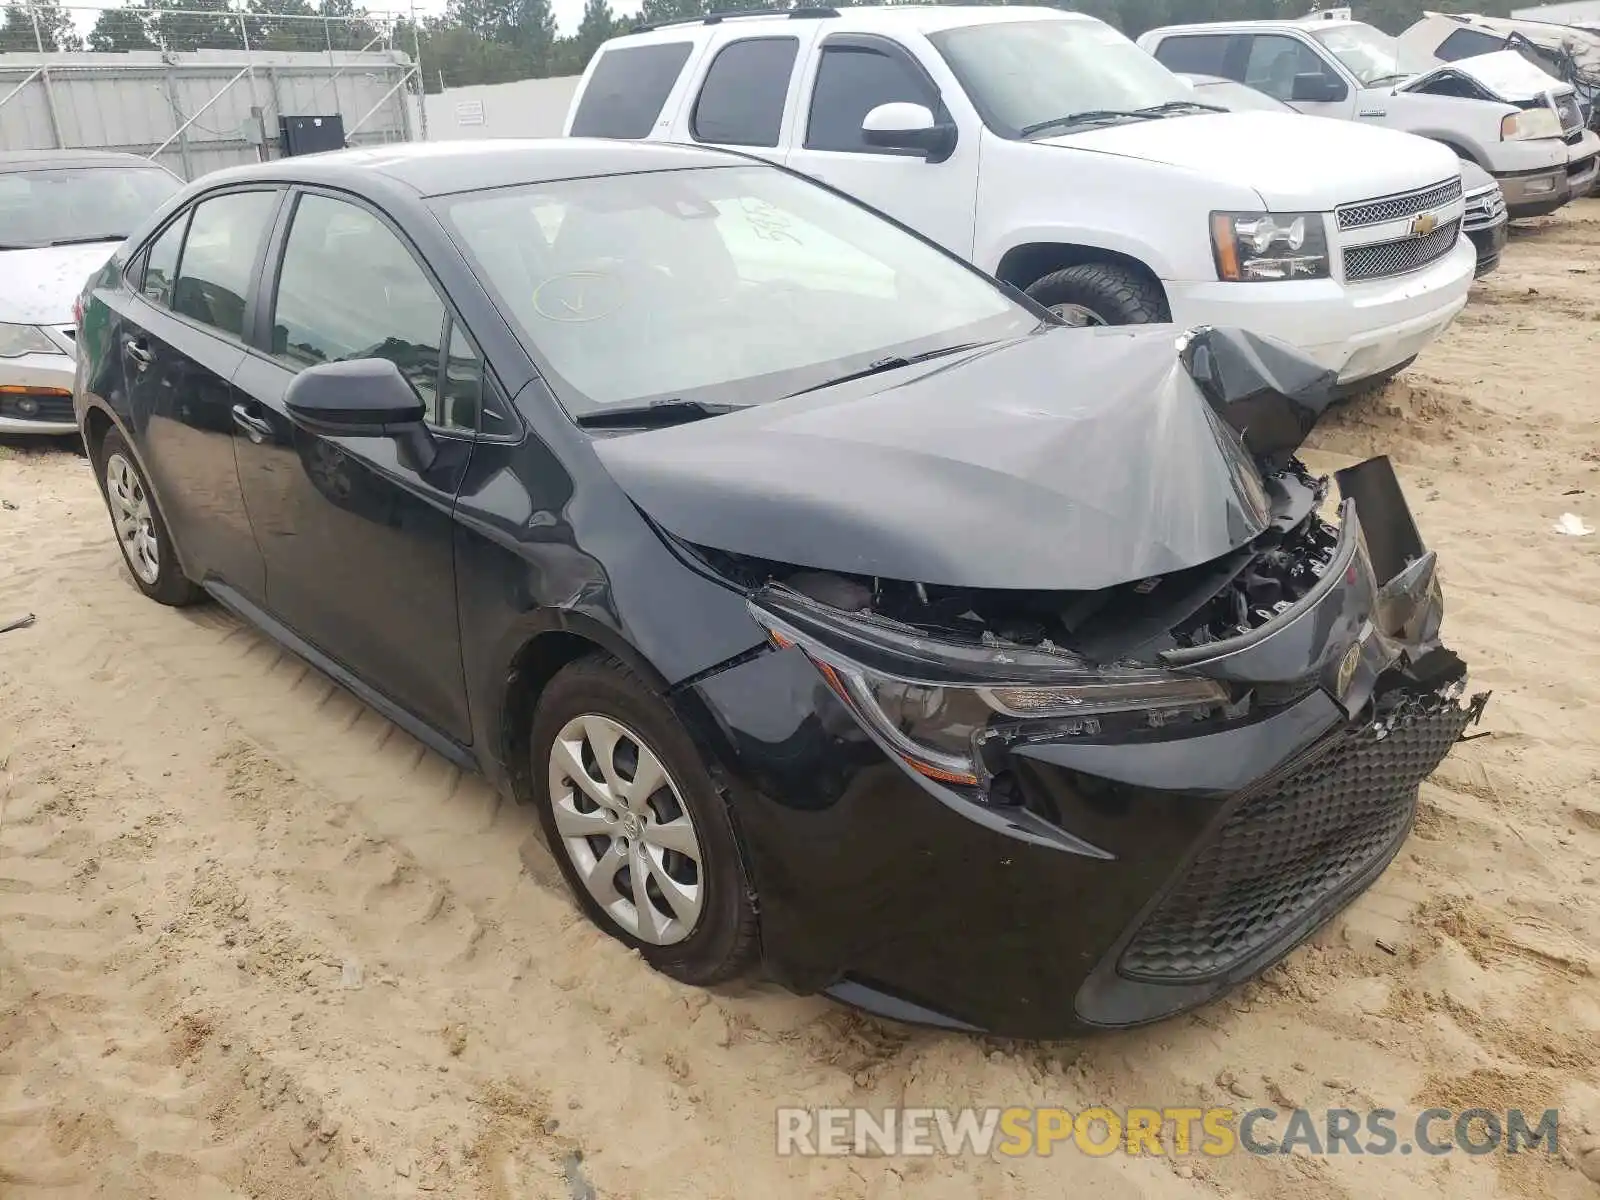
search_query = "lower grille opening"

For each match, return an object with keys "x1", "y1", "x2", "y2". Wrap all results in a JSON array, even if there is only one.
[
  {"x1": 1118, "y1": 690, "x2": 1480, "y2": 984},
  {"x1": 0, "y1": 393, "x2": 74, "y2": 423}
]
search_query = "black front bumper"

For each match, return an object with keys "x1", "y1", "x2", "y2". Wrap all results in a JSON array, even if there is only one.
[
  {"x1": 680, "y1": 461, "x2": 1484, "y2": 1039},
  {"x1": 1467, "y1": 222, "x2": 1507, "y2": 277}
]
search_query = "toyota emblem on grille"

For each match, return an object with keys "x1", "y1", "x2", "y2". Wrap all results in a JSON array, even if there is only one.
[{"x1": 1410, "y1": 213, "x2": 1437, "y2": 237}]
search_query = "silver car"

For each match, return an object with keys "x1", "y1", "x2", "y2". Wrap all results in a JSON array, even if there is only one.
[{"x1": 1, "y1": 151, "x2": 182, "y2": 436}]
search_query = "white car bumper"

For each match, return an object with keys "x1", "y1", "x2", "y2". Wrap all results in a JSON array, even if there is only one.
[
  {"x1": 1164, "y1": 237, "x2": 1476, "y2": 385},
  {"x1": 0, "y1": 349, "x2": 79, "y2": 435}
]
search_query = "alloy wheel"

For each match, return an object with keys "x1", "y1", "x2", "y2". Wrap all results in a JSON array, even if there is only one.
[
  {"x1": 105, "y1": 452, "x2": 160, "y2": 585},
  {"x1": 547, "y1": 713, "x2": 705, "y2": 945}
]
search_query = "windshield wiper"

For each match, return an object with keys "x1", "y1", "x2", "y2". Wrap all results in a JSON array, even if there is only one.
[
  {"x1": 1364, "y1": 73, "x2": 1411, "y2": 87},
  {"x1": 1137, "y1": 99, "x2": 1229, "y2": 115},
  {"x1": 47, "y1": 233, "x2": 128, "y2": 246},
  {"x1": 1020, "y1": 110, "x2": 1164, "y2": 138},
  {"x1": 573, "y1": 398, "x2": 746, "y2": 429},
  {"x1": 785, "y1": 341, "x2": 993, "y2": 398}
]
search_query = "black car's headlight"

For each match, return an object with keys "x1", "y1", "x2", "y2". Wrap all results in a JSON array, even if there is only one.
[
  {"x1": 1210, "y1": 211, "x2": 1330, "y2": 282},
  {"x1": 749, "y1": 588, "x2": 1228, "y2": 791}
]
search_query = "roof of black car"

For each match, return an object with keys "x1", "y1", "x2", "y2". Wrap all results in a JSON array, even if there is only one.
[
  {"x1": 0, "y1": 149, "x2": 173, "y2": 173},
  {"x1": 197, "y1": 139, "x2": 747, "y2": 198}
]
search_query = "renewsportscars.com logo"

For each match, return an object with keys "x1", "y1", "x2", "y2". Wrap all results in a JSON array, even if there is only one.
[{"x1": 775, "y1": 1106, "x2": 1563, "y2": 1159}]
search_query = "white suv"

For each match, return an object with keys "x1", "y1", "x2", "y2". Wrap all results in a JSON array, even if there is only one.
[
  {"x1": 1140, "y1": 12, "x2": 1600, "y2": 217},
  {"x1": 566, "y1": 5, "x2": 1476, "y2": 387}
]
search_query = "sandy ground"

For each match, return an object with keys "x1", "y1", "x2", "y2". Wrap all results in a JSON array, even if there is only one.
[{"x1": 2, "y1": 203, "x2": 1599, "y2": 1200}]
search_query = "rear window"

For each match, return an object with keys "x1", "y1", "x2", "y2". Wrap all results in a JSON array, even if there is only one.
[
  {"x1": 1436, "y1": 27, "x2": 1506, "y2": 62},
  {"x1": 570, "y1": 42, "x2": 694, "y2": 139}
]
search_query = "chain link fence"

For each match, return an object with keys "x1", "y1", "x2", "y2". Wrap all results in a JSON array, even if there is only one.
[{"x1": 1, "y1": 3, "x2": 424, "y2": 179}]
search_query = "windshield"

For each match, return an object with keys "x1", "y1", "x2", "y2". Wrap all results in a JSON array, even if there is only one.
[
  {"x1": 928, "y1": 18, "x2": 1199, "y2": 138},
  {"x1": 1311, "y1": 23, "x2": 1440, "y2": 86},
  {"x1": 440, "y1": 165, "x2": 1037, "y2": 416},
  {"x1": 0, "y1": 165, "x2": 181, "y2": 249}
]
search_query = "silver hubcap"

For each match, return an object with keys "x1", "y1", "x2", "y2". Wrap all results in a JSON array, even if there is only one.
[
  {"x1": 1049, "y1": 302, "x2": 1107, "y2": 328},
  {"x1": 548, "y1": 714, "x2": 704, "y2": 946},
  {"x1": 105, "y1": 452, "x2": 159, "y2": 585}
]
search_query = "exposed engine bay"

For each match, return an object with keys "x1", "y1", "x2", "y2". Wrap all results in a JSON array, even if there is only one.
[{"x1": 697, "y1": 456, "x2": 1342, "y2": 669}]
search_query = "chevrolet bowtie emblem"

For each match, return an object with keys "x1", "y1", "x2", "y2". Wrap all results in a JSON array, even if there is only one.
[{"x1": 1410, "y1": 212, "x2": 1438, "y2": 237}]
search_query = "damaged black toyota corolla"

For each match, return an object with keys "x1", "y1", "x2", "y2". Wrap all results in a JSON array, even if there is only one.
[{"x1": 76, "y1": 141, "x2": 1486, "y2": 1039}]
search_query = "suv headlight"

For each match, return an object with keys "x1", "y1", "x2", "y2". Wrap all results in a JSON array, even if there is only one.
[
  {"x1": 750, "y1": 589, "x2": 1228, "y2": 791},
  {"x1": 1210, "y1": 211, "x2": 1330, "y2": 282},
  {"x1": 1501, "y1": 108, "x2": 1562, "y2": 140},
  {"x1": 0, "y1": 322, "x2": 62, "y2": 358}
]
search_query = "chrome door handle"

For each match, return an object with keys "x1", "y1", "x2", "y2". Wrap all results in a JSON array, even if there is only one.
[
  {"x1": 230, "y1": 403, "x2": 272, "y2": 443},
  {"x1": 123, "y1": 338, "x2": 153, "y2": 368}
]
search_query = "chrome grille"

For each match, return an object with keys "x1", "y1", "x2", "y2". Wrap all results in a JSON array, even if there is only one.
[
  {"x1": 1343, "y1": 218, "x2": 1462, "y2": 283},
  {"x1": 1336, "y1": 177, "x2": 1461, "y2": 231},
  {"x1": 1462, "y1": 186, "x2": 1507, "y2": 231}
]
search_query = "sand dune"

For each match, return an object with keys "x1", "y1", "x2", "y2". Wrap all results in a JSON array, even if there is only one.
[{"x1": 2, "y1": 201, "x2": 1598, "y2": 1199}]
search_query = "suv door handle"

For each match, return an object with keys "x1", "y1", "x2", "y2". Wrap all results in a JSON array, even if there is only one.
[
  {"x1": 123, "y1": 337, "x2": 153, "y2": 368},
  {"x1": 231, "y1": 403, "x2": 273, "y2": 443}
]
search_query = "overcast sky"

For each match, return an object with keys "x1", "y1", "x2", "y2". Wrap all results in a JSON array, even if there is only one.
[{"x1": 406, "y1": 0, "x2": 644, "y2": 36}]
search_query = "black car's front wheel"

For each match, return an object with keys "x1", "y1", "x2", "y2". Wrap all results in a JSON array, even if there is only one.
[
  {"x1": 530, "y1": 655, "x2": 758, "y2": 985},
  {"x1": 97, "y1": 429, "x2": 201, "y2": 607}
]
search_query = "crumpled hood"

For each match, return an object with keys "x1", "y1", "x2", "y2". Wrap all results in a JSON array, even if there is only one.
[
  {"x1": 1403, "y1": 49, "x2": 1578, "y2": 102},
  {"x1": 593, "y1": 326, "x2": 1338, "y2": 593},
  {"x1": 0, "y1": 242, "x2": 118, "y2": 326},
  {"x1": 1038, "y1": 112, "x2": 1462, "y2": 209}
]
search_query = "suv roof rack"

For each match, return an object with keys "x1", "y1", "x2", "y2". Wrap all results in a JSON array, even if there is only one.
[{"x1": 630, "y1": 6, "x2": 839, "y2": 33}]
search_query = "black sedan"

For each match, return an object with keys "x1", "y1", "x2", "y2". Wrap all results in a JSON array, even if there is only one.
[{"x1": 73, "y1": 140, "x2": 1485, "y2": 1038}]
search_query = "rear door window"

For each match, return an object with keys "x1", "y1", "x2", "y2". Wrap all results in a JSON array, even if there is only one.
[
  {"x1": 139, "y1": 213, "x2": 189, "y2": 307},
  {"x1": 570, "y1": 42, "x2": 694, "y2": 139},
  {"x1": 692, "y1": 37, "x2": 799, "y2": 147},
  {"x1": 170, "y1": 190, "x2": 279, "y2": 341},
  {"x1": 1151, "y1": 34, "x2": 1235, "y2": 76}
]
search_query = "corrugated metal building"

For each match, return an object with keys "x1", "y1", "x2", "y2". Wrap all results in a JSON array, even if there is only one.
[{"x1": 0, "y1": 49, "x2": 417, "y2": 180}]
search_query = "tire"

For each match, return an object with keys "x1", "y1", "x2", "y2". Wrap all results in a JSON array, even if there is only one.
[
  {"x1": 95, "y1": 429, "x2": 201, "y2": 607},
  {"x1": 1026, "y1": 262, "x2": 1170, "y2": 327},
  {"x1": 530, "y1": 654, "x2": 759, "y2": 986}
]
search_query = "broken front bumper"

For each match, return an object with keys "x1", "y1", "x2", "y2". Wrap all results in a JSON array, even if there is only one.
[{"x1": 683, "y1": 458, "x2": 1486, "y2": 1038}]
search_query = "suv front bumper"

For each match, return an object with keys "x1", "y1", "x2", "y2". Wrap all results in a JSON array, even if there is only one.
[{"x1": 1165, "y1": 236, "x2": 1475, "y2": 386}]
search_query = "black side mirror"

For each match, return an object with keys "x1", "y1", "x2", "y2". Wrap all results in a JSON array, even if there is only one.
[
  {"x1": 285, "y1": 357, "x2": 437, "y2": 471},
  {"x1": 1291, "y1": 72, "x2": 1347, "y2": 103}
]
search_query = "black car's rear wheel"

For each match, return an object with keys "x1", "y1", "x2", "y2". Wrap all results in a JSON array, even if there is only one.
[
  {"x1": 96, "y1": 429, "x2": 201, "y2": 607},
  {"x1": 530, "y1": 655, "x2": 758, "y2": 985}
]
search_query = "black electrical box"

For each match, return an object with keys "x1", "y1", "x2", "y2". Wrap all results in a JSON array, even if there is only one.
[{"x1": 278, "y1": 114, "x2": 346, "y2": 158}]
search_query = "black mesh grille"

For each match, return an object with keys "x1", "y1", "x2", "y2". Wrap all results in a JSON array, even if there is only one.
[
  {"x1": 1119, "y1": 694, "x2": 1479, "y2": 984},
  {"x1": 1336, "y1": 178, "x2": 1461, "y2": 231},
  {"x1": 1343, "y1": 219, "x2": 1462, "y2": 283},
  {"x1": 0, "y1": 394, "x2": 74, "y2": 423}
]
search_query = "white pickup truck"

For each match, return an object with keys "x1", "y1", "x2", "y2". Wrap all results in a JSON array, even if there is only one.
[
  {"x1": 1139, "y1": 11, "x2": 1600, "y2": 218},
  {"x1": 566, "y1": 4, "x2": 1476, "y2": 388}
]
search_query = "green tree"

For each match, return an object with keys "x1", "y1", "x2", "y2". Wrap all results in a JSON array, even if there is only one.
[
  {"x1": 88, "y1": 4, "x2": 159, "y2": 51},
  {"x1": 0, "y1": 0, "x2": 82, "y2": 50}
]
